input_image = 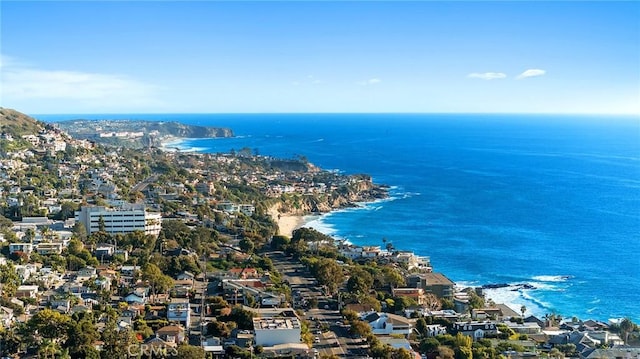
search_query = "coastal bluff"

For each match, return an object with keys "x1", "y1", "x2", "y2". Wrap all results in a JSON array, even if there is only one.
[
  {"x1": 55, "y1": 119, "x2": 233, "y2": 148},
  {"x1": 270, "y1": 174, "x2": 388, "y2": 216}
]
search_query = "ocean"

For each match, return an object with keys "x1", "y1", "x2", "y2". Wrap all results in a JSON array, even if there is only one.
[{"x1": 40, "y1": 113, "x2": 640, "y2": 322}]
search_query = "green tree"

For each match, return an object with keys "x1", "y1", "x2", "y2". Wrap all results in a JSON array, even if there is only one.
[
  {"x1": 37, "y1": 339, "x2": 60, "y2": 359},
  {"x1": 72, "y1": 221, "x2": 88, "y2": 242},
  {"x1": 239, "y1": 237, "x2": 255, "y2": 254},
  {"x1": 0, "y1": 214, "x2": 13, "y2": 229},
  {"x1": 438, "y1": 346, "x2": 456, "y2": 359},
  {"x1": 220, "y1": 306, "x2": 256, "y2": 330},
  {"x1": 0, "y1": 263, "x2": 21, "y2": 297},
  {"x1": 347, "y1": 267, "x2": 374, "y2": 295},
  {"x1": 380, "y1": 266, "x2": 405, "y2": 288},
  {"x1": 177, "y1": 344, "x2": 206, "y2": 359},
  {"x1": 313, "y1": 258, "x2": 344, "y2": 295},
  {"x1": 142, "y1": 263, "x2": 174, "y2": 295},
  {"x1": 420, "y1": 337, "x2": 441, "y2": 353},
  {"x1": 271, "y1": 234, "x2": 290, "y2": 251},
  {"x1": 28, "y1": 309, "x2": 72, "y2": 341},
  {"x1": 66, "y1": 315, "x2": 100, "y2": 358},
  {"x1": 350, "y1": 320, "x2": 373, "y2": 338},
  {"x1": 393, "y1": 348, "x2": 413, "y2": 359},
  {"x1": 620, "y1": 318, "x2": 634, "y2": 344}
]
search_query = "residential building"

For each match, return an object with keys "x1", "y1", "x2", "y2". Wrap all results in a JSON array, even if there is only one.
[
  {"x1": 414, "y1": 272, "x2": 455, "y2": 300},
  {"x1": 392, "y1": 288, "x2": 426, "y2": 305},
  {"x1": 0, "y1": 306, "x2": 14, "y2": 328},
  {"x1": 16, "y1": 285, "x2": 39, "y2": 299},
  {"x1": 453, "y1": 321, "x2": 499, "y2": 340},
  {"x1": 9, "y1": 243, "x2": 33, "y2": 255},
  {"x1": 36, "y1": 242, "x2": 63, "y2": 255},
  {"x1": 253, "y1": 317, "x2": 301, "y2": 346},
  {"x1": 472, "y1": 304, "x2": 521, "y2": 321},
  {"x1": 156, "y1": 325, "x2": 186, "y2": 344},
  {"x1": 74, "y1": 205, "x2": 162, "y2": 237},
  {"x1": 362, "y1": 312, "x2": 414, "y2": 336},
  {"x1": 505, "y1": 322, "x2": 542, "y2": 335},
  {"x1": 167, "y1": 300, "x2": 191, "y2": 328},
  {"x1": 582, "y1": 348, "x2": 640, "y2": 359}
]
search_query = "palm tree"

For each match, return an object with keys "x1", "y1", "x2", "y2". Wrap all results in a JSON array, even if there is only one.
[
  {"x1": 520, "y1": 305, "x2": 527, "y2": 318},
  {"x1": 385, "y1": 242, "x2": 394, "y2": 252},
  {"x1": 620, "y1": 318, "x2": 634, "y2": 345}
]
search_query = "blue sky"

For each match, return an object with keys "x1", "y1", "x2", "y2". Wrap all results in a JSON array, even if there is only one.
[{"x1": 1, "y1": 1, "x2": 638, "y2": 114}]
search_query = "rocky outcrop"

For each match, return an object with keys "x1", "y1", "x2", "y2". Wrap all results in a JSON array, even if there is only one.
[{"x1": 271, "y1": 175, "x2": 388, "y2": 216}]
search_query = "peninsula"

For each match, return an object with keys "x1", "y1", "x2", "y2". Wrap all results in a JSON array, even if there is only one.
[{"x1": 54, "y1": 118, "x2": 234, "y2": 148}]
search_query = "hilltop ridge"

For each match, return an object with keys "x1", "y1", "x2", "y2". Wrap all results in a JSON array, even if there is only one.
[{"x1": 0, "y1": 107, "x2": 47, "y2": 137}]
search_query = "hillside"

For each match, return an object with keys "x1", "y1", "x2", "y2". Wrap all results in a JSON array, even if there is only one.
[{"x1": 0, "y1": 107, "x2": 46, "y2": 137}]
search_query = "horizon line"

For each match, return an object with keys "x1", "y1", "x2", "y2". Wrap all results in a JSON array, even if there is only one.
[{"x1": 27, "y1": 110, "x2": 640, "y2": 117}]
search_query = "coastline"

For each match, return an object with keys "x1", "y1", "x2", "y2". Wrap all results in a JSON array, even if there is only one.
[
  {"x1": 268, "y1": 207, "x2": 307, "y2": 238},
  {"x1": 159, "y1": 136, "x2": 186, "y2": 151},
  {"x1": 156, "y1": 130, "x2": 625, "y2": 323}
]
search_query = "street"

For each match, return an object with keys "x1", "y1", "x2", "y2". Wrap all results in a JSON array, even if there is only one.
[{"x1": 266, "y1": 250, "x2": 371, "y2": 358}]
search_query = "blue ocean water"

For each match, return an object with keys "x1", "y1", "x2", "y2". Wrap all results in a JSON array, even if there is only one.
[{"x1": 40, "y1": 113, "x2": 640, "y2": 322}]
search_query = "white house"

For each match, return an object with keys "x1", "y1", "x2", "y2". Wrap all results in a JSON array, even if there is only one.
[
  {"x1": 453, "y1": 321, "x2": 499, "y2": 341},
  {"x1": 167, "y1": 300, "x2": 191, "y2": 328},
  {"x1": 362, "y1": 312, "x2": 414, "y2": 336},
  {"x1": 253, "y1": 317, "x2": 301, "y2": 346}
]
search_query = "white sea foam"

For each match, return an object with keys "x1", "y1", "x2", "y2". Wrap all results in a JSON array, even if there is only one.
[
  {"x1": 304, "y1": 216, "x2": 337, "y2": 236},
  {"x1": 483, "y1": 286, "x2": 547, "y2": 318},
  {"x1": 482, "y1": 278, "x2": 568, "y2": 318},
  {"x1": 529, "y1": 281, "x2": 561, "y2": 291},
  {"x1": 532, "y1": 275, "x2": 572, "y2": 282},
  {"x1": 455, "y1": 281, "x2": 481, "y2": 288}
]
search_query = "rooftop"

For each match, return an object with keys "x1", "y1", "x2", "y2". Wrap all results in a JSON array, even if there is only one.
[{"x1": 253, "y1": 317, "x2": 301, "y2": 330}]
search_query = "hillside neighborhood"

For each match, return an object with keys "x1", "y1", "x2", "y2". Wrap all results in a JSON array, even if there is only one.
[{"x1": 0, "y1": 108, "x2": 637, "y2": 359}]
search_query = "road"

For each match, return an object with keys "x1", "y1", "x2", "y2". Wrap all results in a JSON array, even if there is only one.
[
  {"x1": 131, "y1": 174, "x2": 159, "y2": 193},
  {"x1": 266, "y1": 250, "x2": 371, "y2": 358}
]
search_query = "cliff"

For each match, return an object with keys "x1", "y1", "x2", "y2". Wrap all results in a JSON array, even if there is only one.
[{"x1": 271, "y1": 175, "x2": 388, "y2": 216}]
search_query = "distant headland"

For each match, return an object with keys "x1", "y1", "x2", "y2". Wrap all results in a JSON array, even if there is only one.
[{"x1": 54, "y1": 119, "x2": 234, "y2": 148}]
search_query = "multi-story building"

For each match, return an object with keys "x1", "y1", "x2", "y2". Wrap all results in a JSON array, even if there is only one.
[
  {"x1": 74, "y1": 205, "x2": 162, "y2": 237},
  {"x1": 167, "y1": 300, "x2": 191, "y2": 328},
  {"x1": 407, "y1": 272, "x2": 454, "y2": 300},
  {"x1": 253, "y1": 317, "x2": 301, "y2": 346}
]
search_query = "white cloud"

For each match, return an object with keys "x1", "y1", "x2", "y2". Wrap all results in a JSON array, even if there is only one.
[
  {"x1": 357, "y1": 78, "x2": 382, "y2": 86},
  {"x1": 517, "y1": 69, "x2": 546, "y2": 79},
  {"x1": 0, "y1": 54, "x2": 161, "y2": 110},
  {"x1": 467, "y1": 72, "x2": 507, "y2": 80}
]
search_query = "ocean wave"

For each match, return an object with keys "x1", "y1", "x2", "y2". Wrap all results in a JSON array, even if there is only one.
[
  {"x1": 521, "y1": 290, "x2": 553, "y2": 311},
  {"x1": 532, "y1": 275, "x2": 572, "y2": 282},
  {"x1": 304, "y1": 216, "x2": 337, "y2": 236},
  {"x1": 483, "y1": 286, "x2": 549, "y2": 318},
  {"x1": 455, "y1": 281, "x2": 481, "y2": 289}
]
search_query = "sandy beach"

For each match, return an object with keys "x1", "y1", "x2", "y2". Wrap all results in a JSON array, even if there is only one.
[{"x1": 268, "y1": 208, "x2": 307, "y2": 238}]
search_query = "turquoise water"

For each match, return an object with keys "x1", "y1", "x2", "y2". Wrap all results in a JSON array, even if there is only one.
[{"x1": 40, "y1": 113, "x2": 640, "y2": 321}]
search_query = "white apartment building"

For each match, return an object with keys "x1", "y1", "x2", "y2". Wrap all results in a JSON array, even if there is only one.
[
  {"x1": 75, "y1": 205, "x2": 162, "y2": 237},
  {"x1": 253, "y1": 317, "x2": 301, "y2": 346}
]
